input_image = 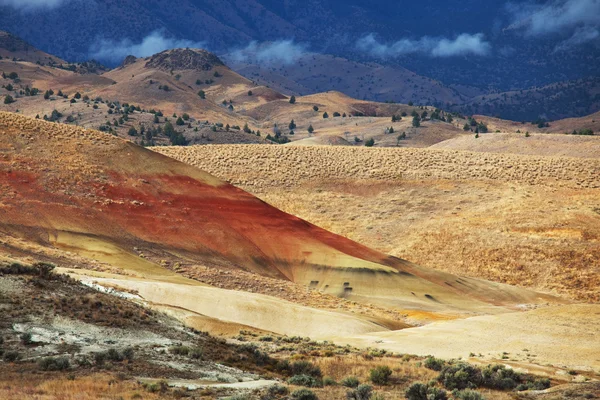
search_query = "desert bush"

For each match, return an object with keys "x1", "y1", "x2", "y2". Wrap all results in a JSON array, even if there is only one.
[
  {"x1": 291, "y1": 388, "x2": 318, "y2": 400},
  {"x1": 405, "y1": 382, "x2": 447, "y2": 400},
  {"x1": 323, "y1": 376, "x2": 337, "y2": 386},
  {"x1": 370, "y1": 365, "x2": 392, "y2": 385},
  {"x1": 38, "y1": 356, "x2": 70, "y2": 371},
  {"x1": 290, "y1": 360, "x2": 322, "y2": 377},
  {"x1": 4, "y1": 95, "x2": 15, "y2": 104},
  {"x1": 3, "y1": 350, "x2": 20, "y2": 362},
  {"x1": 342, "y1": 376, "x2": 360, "y2": 388},
  {"x1": 170, "y1": 345, "x2": 190, "y2": 356},
  {"x1": 438, "y1": 363, "x2": 482, "y2": 390},
  {"x1": 143, "y1": 380, "x2": 169, "y2": 394},
  {"x1": 424, "y1": 356, "x2": 445, "y2": 371},
  {"x1": 189, "y1": 347, "x2": 203, "y2": 359},
  {"x1": 347, "y1": 384, "x2": 373, "y2": 400},
  {"x1": 516, "y1": 378, "x2": 550, "y2": 391},
  {"x1": 267, "y1": 384, "x2": 289, "y2": 396},
  {"x1": 481, "y1": 364, "x2": 520, "y2": 390},
  {"x1": 452, "y1": 389, "x2": 485, "y2": 400},
  {"x1": 20, "y1": 332, "x2": 32, "y2": 345},
  {"x1": 288, "y1": 374, "x2": 321, "y2": 388}
]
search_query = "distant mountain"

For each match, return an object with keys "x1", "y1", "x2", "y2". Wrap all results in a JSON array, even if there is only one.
[
  {"x1": 0, "y1": 1, "x2": 597, "y2": 91},
  {"x1": 224, "y1": 52, "x2": 466, "y2": 106}
]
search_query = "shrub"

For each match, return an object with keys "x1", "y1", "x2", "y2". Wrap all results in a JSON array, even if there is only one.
[
  {"x1": 424, "y1": 357, "x2": 445, "y2": 371},
  {"x1": 288, "y1": 374, "x2": 321, "y2": 388},
  {"x1": 452, "y1": 389, "x2": 485, "y2": 400},
  {"x1": 3, "y1": 351, "x2": 20, "y2": 362},
  {"x1": 347, "y1": 384, "x2": 373, "y2": 400},
  {"x1": 438, "y1": 363, "x2": 482, "y2": 390},
  {"x1": 170, "y1": 345, "x2": 190, "y2": 356},
  {"x1": 122, "y1": 347, "x2": 135, "y2": 361},
  {"x1": 38, "y1": 356, "x2": 70, "y2": 371},
  {"x1": 4, "y1": 95, "x2": 15, "y2": 104},
  {"x1": 248, "y1": 90, "x2": 253, "y2": 96},
  {"x1": 106, "y1": 348, "x2": 124, "y2": 361},
  {"x1": 189, "y1": 347, "x2": 203, "y2": 359},
  {"x1": 290, "y1": 360, "x2": 322, "y2": 378},
  {"x1": 291, "y1": 388, "x2": 318, "y2": 400},
  {"x1": 405, "y1": 382, "x2": 428, "y2": 400},
  {"x1": 323, "y1": 376, "x2": 337, "y2": 386},
  {"x1": 341, "y1": 376, "x2": 360, "y2": 388},
  {"x1": 481, "y1": 364, "x2": 520, "y2": 390},
  {"x1": 516, "y1": 378, "x2": 550, "y2": 391},
  {"x1": 364, "y1": 138, "x2": 375, "y2": 147},
  {"x1": 20, "y1": 332, "x2": 33, "y2": 345},
  {"x1": 406, "y1": 382, "x2": 447, "y2": 400},
  {"x1": 370, "y1": 365, "x2": 392, "y2": 385},
  {"x1": 268, "y1": 384, "x2": 289, "y2": 396},
  {"x1": 427, "y1": 387, "x2": 447, "y2": 400},
  {"x1": 289, "y1": 95, "x2": 296, "y2": 104}
]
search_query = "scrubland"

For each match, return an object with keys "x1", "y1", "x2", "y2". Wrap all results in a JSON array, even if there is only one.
[{"x1": 158, "y1": 145, "x2": 600, "y2": 302}]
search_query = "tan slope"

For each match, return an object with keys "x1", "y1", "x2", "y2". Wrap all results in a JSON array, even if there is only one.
[
  {"x1": 71, "y1": 271, "x2": 386, "y2": 340},
  {"x1": 97, "y1": 49, "x2": 284, "y2": 126},
  {"x1": 472, "y1": 112, "x2": 600, "y2": 135},
  {"x1": 431, "y1": 132, "x2": 600, "y2": 158},
  {"x1": 336, "y1": 304, "x2": 600, "y2": 370},
  {"x1": 0, "y1": 112, "x2": 562, "y2": 317}
]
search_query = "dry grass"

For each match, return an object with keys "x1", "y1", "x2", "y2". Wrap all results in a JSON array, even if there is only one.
[
  {"x1": 432, "y1": 132, "x2": 600, "y2": 158},
  {"x1": 157, "y1": 145, "x2": 600, "y2": 302},
  {"x1": 0, "y1": 374, "x2": 165, "y2": 400}
]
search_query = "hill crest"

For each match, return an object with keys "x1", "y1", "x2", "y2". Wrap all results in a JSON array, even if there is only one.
[{"x1": 144, "y1": 48, "x2": 225, "y2": 71}]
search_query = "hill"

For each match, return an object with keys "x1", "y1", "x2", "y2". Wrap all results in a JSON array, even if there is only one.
[
  {"x1": 0, "y1": 30, "x2": 65, "y2": 64},
  {"x1": 0, "y1": 32, "x2": 598, "y2": 152},
  {"x1": 455, "y1": 77, "x2": 600, "y2": 121},
  {"x1": 0, "y1": 112, "x2": 565, "y2": 324},
  {"x1": 224, "y1": 52, "x2": 465, "y2": 105},
  {"x1": 431, "y1": 132, "x2": 600, "y2": 158},
  {"x1": 157, "y1": 144, "x2": 600, "y2": 302}
]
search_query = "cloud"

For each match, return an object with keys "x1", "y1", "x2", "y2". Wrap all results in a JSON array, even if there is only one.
[
  {"x1": 226, "y1": 40, "x2": 308, "y2": 65},
  {"x1": 507, "y1": 0, "x2": 600, "y2": 50},
  {"x1": 507, "y1": 0, "x2": 600, "y2": 36},
  {"x1": 0, "y1": 0, "x2": 70, "y2": 11},
  {"x1": 554, "y1": 26, "x2": 600, "y2": 51},
  {"x1": 89, "y1": 30, "x2": 206, "y2": 64},
  {"x1": 356, "y1": 33, "x2": 491, "y2": 58}
]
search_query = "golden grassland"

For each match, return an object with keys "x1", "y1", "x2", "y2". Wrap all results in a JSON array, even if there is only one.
[
  {"x1": 0, "y1": 373, "x2": 166, "y2": 400},
  {"x1": 157, "y1": 145, "x2": 600, "y2": 302}
]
